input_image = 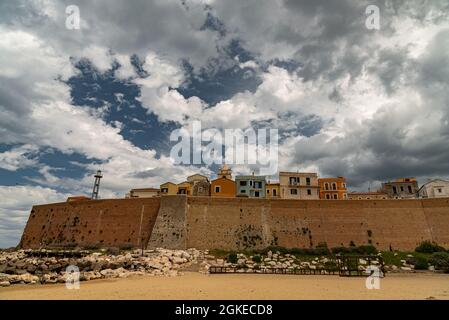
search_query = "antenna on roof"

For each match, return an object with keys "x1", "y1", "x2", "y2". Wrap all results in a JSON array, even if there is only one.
[{"x1": 91, "y1": 170, "x2": 103, "y2": 200}]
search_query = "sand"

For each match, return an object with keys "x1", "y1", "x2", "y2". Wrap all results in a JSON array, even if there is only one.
[{"x1": 1, "y1": 272, "x2": 448, "y2": 300}]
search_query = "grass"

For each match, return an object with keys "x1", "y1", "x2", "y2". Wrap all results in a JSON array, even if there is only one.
[
  {"x1": 210, "y1": 247, "x2": 435, "y2": 267},
  {"x1": 380, "y1": 251, "x2": 432, "y2": 266}
]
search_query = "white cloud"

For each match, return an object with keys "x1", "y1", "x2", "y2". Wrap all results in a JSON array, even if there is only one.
[
  {"x1": 0, "y1": 145, "x2": 39, "y2": 171},
  {"x1": 0, "y1": 26, "x2": 211, "y2": 201},
  {"x1": 0, "y1": 185, "x2": 69, "y2": 248}
]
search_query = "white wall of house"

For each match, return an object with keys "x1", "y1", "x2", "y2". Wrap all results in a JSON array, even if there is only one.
[{"x1": 418, "y1": 180, "x2": 449, "y2": 198}]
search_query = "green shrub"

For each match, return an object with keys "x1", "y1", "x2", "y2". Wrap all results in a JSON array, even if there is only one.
[
  {"x1": 119, "y1": 243, "x2": 134, "y2": 251},
  {"x1": 227, "y1": 252, "x2": 238, "y2": 264},
  {"x1": 429, "y1": 252, "x2": 449, "y2": 273},
  {"x1": 331, "y1": 245, "x2": 378, "y2": 255},
  {"x1": 415, "y1": 241, "x2": 446, "y2": 254},
  {"x1": 408, "y1": 256, "x2": 428, "y2": 270},
  {"x1": 106, "y1": 247, "x2": 120, "y2": 256},
  {"x1": 83, "y1": 244, "x2": 100, "y2": 251},
  {"x1": 252, "y1": 255, "x2": 262, "y2": 263},
  {"x1": 358, "y1": 245, "x2": 378, "y2": 255}
]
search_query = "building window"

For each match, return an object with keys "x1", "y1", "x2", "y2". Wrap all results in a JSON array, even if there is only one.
[
  {"x1": 241, "y1": 189, "x2": 246, "y2": 193},
  {"x1": 343, "y1": 183, "x2": 346, "y2": 189},
  {"x1": 408, "y1": 185, "x2": 412, "y2": 193},
  {"x1": 254, "y1": 181, "x2": 262, "y2": 188},
  {"x1": 437, "y1": 188, "x2": 442, "y2": 193},
  {"x1": 215, "y1": 186, "x2": 220, "y2": 193},
  {"x1": 325, "y1": 183, "x2": 329, "y2": 190},
  {"x1": 255, "y1": 191, "x2": 260, "y2": 197},
  {"x1": 240, "y1": 181, "x2": 247, "y2": 186},
  {"x1": 333, "y1": 194, "x2": 338, "y2": 199},
  {"x1": 198, "y1": 187, "x2": 203, "y2": 193},
  {"x1": 290, "y1": 189, "x2": 298, "y2": 195},
  {"x1": 306, "y1": 177, "x2": 311, "y2": 186},
  {"x1": 267, "y1": 189, "x2": 270, "y2": 194},
  {"x1": 393, "y1": 186, "x2": 397, "y2": 194},
  {"x1": 307, "y1": 189, "x2": 312, "y2": 195},
  {"x1": 326, "y1": 194, "x2": 330, "y2": 199},
  {"x1": 161, "y1": 188, "x2": 168, "y2": 193},
  {"x1": 290, "y1": 177, "x2": 297, "y2": 185},
  {"x1": 273, "y1": 189, "x2": 277, "y2": 196},
  {"x1": 332, "y1": 183, "x2": 337, "y2": 190},
  {"x1": 400, "y1": 186, "x2": 404, "y2": 192}
]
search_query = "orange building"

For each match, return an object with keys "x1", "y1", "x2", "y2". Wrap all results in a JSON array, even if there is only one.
[
  {"x1": 266, "y1": 182, "x2": 280, "y2": 199},
  {"x1": 67, "y1": 196, "x2": 91, "y2": 202},
  {"x1": 211, "y1": 177, "x2": 236, "y2": 197},
  {"x1": 319, "y1": 177, "x2": 348, "y2": 200}
]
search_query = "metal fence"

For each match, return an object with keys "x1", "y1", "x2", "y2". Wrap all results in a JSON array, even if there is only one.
[
  {"x1": 209, "y1": 255, "x2": 385, "y2": 277},
  {"x1": 209, "y1": 266, "x2": 339, "y2": 275}
]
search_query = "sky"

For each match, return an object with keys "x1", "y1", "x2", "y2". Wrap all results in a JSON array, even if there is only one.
[{"x1": 1, "y1": 0, "x2": 449, "y2": 248}]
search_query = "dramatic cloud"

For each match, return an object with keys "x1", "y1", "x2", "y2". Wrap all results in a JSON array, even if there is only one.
[{"x1": 1, "y1": 0, "x2": 449, "y2": 247}]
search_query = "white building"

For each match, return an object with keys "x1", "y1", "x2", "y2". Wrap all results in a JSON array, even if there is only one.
[
  {"x1": 418, "y1": 179, "x2": 449, "y2": 199},
  {"x1": 126, "y1": 188, "x2": 160, "y2": 198}
]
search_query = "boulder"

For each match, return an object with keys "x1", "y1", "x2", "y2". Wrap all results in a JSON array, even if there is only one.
[
  {"x1": 0, "y1": 281, "x2": 10, "y2": 287},
  {"x1": 26, "y1": 265, "x2": 37, "y2": 273},
  {"x1": 401, "y1": 267, "x2": 412, "y2": 271},
  {"x1": 147, "y1": 261, "x2": 164, "y2": 270},
  {"x1": 100, "y1": 268, "x2": 114, "y2": 277},
  {"x1": 182, "y1": 252, "x2": 191, "y2": 260},
  {"x1": 18, "y1": 273, "x2": 39, "y2": 283},
  {"x1": 49, "y1": 263, "x2": 63, "y2": 272},
  {"x1": 171, "y1": 256, "x2": 185, "y2": 264}
]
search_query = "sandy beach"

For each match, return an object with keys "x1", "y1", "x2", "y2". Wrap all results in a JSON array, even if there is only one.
[{"x1": 1, "y1": 272, "x2": 448, "y2": 300}]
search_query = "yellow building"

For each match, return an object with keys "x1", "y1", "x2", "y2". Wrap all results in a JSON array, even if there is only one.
[
  {"x1": 177, "y1": 181, "x2": 191, "y2": 195},
  {"x1": 266, "y1": 182, "x2": 280, "y2": 199},
  {"x1": 160, "y1": 182, "x2": 178, "y2": 195},
  {"x1": 126, "y1": 188, "x2": 160, "y2": 198},
  {"x1": 348, "y1": 192, "x2": 388, "y2": 200}
]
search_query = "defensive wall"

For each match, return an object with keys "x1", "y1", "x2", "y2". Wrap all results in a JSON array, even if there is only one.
[
  {"x1": 20, "y1": 197, "x2": 161, "y2": 249},
  {"x1": 20, "y1": 196, "x2": 449, "y2": 251}
]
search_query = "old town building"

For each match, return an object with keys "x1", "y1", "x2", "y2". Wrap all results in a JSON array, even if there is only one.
[
  {"x1": 319, "y1": 177, "x2": 348, "y2": 200},
  {"x1": 381, "y1": 178, "x2": 419, "y2": 199},
  {"x1": 279, "y1": 172, "x2": 319, "y2": 199}
]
